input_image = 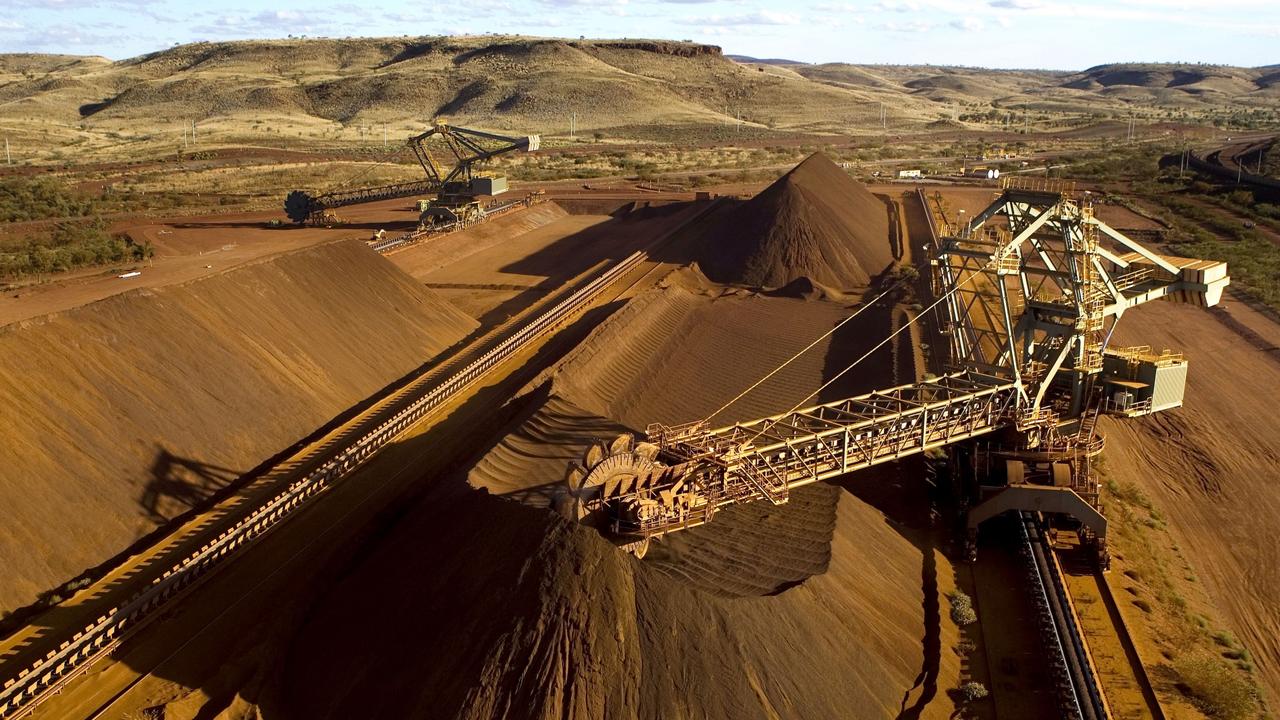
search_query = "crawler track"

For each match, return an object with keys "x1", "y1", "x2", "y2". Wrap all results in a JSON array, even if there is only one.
[{"x1": 1020, "y1": 512, "x2": 1111, "y2": 720}]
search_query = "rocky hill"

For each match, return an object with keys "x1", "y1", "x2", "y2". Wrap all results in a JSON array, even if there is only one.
[
  {"x1": 0, "y1": 37, "x2": 874, "y2": 133},
  {"x1": 1, "y1": 37, "x2": 1277, "y2": 142},
  {"x1": 792, "y1": 62, "x2": 1280, "y2": 110}
]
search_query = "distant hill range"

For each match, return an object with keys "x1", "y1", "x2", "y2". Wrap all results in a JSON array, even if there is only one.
[
  {"x1": 0, "y1": 37, "x2": 1276, "y2": 138},
  {"x1": 726, "y1": 55, "x2": 809, "y2": 66}
]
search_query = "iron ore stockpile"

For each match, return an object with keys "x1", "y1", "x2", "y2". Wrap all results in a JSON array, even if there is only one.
[
  {"x1": 0, "y1": 240, "x2": 476, "y2": 613},
  {"x1": 4, "y1": 154, "x2": 1012, "y2": 719},
  {"x1": 699, "y1": 153, "x2": 894, "y2": 289},
  {"x1": 260, "y1": 153, "x2": 970, "y2": 718}
]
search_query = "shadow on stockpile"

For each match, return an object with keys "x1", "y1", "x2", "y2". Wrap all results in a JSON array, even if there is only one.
[
  {"x1": 100, "y1": 301, "x2": 635, "y2": 720},
  {"x1": 821, "y1": 273, "x2": 943, "y2": 719},
  {"x1": 499, "y1": 199, "x2": 730, "y2": 279},
  {"x1": 139, "y1": 448, "x2": 242, "y2": 524},
  {"x1": 0, "y1": 447, "x2": 247, "y2": 666}
]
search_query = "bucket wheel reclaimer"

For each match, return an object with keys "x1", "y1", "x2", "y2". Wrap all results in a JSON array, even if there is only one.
[{"x1": 560, "y1": 433, "x2": 674, "y2": 559}]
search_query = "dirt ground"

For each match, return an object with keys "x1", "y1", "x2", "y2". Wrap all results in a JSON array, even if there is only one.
[
  {"x1": 1101, "y1": 294, "x2": 1280, "y2": 708},
  {"x1": 0, "y1": 197, "x2": 414, "y2": 326}
]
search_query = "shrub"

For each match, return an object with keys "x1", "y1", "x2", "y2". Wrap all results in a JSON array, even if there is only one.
[
  {"x1": 959, "y1": 681, "x2": 989, "y2": 701},
  {"x1": 1173, "y1": 654, "x2": 1260, "y2": 720},
  {"x1": 947, "y1": 590, "x2": 977, "y2": 626},
  {"x1": 0, "y1": 176, "x2": 95, "y2": 222},
  {"x1": 0, "y1": 219, "x2": 152, "y2": 280},
  {"x1": 1226, "y1": 189, "x2": 1254, "y2": 207}
]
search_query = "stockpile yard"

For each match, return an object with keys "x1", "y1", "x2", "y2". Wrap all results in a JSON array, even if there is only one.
[
  {"x1": 212, "y1": 153, "x2": 972, "y2": 719},
  {"x1": 0, "y1": 131, "x2": 1269, "y2": 720},
  {"x1": 2, "y1": 26, "x2": 1279, "y2": 720}
]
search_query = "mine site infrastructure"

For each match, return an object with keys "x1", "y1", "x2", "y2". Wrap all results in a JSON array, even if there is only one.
[
  {"x1": 565, "y1": 177, "x2": 1229, "y2": 563},
  {"x1": 0, "y1": 199, "x2": 715, "y2": 720},
  {"x1": 1184, "y1": 134, "x2": 1280, "y2": 201},
  {"x1": 559, "y1": 177, "x2": 1228, "y2": 716},
  {"x1": 283, "y1": 122, "x2": 540, "y2": 227},
  {"x1": 0, "y1": 124, "x2": 1236, "y2": 719}
]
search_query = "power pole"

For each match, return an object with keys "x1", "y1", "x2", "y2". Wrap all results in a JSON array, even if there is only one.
[
  {"x1": 191, "y1": 120, "x2": 196, "y2": 142},
  {"x1": 383, "y1": 124, "x2": 388, "y2": 150},
  {"x1": 880, "y1": 102, "x2": 886, "y2": 130},
  {"x1": 5, "y1": 137, "x2": 11, "y2": 165},
  {"x1": 571, "y1": 111, "x2": 576, "y2": 140}
]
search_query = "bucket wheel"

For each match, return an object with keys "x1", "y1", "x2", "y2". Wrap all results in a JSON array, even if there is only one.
[
  {"x1": 562, "y1": 433, "x2": 664, "y2": 558},
  {"x1": 284, "y1": 190, "x2": 317, "y2": 224}
]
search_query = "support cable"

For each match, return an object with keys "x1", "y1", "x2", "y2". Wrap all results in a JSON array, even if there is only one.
[
  {"x1": 739, "y1": 261, "x2": 988, "y2": 446},
  {"x1": 702, "y1": 279, "x2": 907, "y2": 425}
]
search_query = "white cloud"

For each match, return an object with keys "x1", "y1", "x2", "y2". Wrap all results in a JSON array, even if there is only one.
[
  {"x1": 249, "y1": 10, "x2": 307, "y2": 28},
  {"x1": 874, "y1": 0, "x2": 922, "y2": 10},
  {"x1": 690, "y1": 9, "x2": 800, "y2": 25},
  {"x1": 0, "y1": 22, "x2": 120, "y2": 47},
  {"x1": 877, "y1": 19, "x2": 934, "y2": 31},
  {"x1": 949, "y1": 16, "x2": 983, "y2": 29},
  {"x1": 540, "y1": 0, "x2": 626, "y2": 5}
]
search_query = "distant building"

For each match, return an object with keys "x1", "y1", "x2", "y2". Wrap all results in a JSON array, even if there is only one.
[{"x1": 897, "y1": 169, "x2": 923, "y2": 179}]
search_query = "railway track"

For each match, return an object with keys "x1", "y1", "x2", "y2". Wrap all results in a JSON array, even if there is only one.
[
  {"x1": 1183, "y1": 136, "x2": 1280, "y2": 197},
  {"x1": 0, "y1": 200, "x2": 702, "y2": 719},
  {"x1": 1020, "y1": 511, "x2": 1111, "y2": 720}
]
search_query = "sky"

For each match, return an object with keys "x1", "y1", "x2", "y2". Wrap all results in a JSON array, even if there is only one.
[{"x1": 0, "y1": 0, "x2": 1276, "y2": 70}]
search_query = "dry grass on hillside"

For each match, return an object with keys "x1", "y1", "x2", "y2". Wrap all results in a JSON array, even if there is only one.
[{"x1": 2, "y1": 37, "x2": 1278, "y2": 165}]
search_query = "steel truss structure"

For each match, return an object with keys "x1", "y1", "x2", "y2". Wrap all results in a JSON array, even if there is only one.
[
  {"x1": 283, "y1": 123, "x2": 539, "y2": 224},
  {"x1": 566, "y1": 181, "x2": 1228, "y2": 562}
]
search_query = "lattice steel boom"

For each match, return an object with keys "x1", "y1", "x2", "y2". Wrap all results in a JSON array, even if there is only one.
[{"x1": 283, "y1": 123, "x2": 539, "y2": 224}]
